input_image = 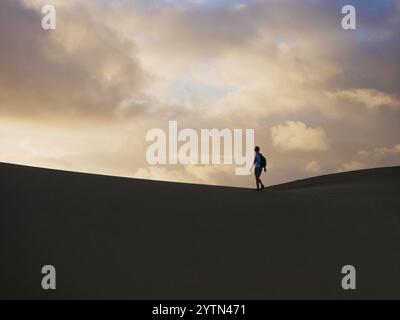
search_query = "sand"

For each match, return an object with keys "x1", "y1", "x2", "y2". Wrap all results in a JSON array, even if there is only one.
[{"x1": 1, "y1": 162, "x2": 400, "y2": 299}]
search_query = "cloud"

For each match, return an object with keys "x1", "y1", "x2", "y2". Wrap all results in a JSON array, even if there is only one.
[
  {"x1": 271, "y1": 121, "x2": 329, "y2": 152},
  {"x1": 0, "y1": 0, "x2": 148, "y2": 120},
  {"x1": 134, "y1": 166, "x2": 194, "y2": 183},
  {"x1": 338, "y1": 144, "x2": 400, "y2": 173},
  {"x1": 305, "y1": 160, "x2": 321, "y2": 174},
  {"x1": 357, "y1": 144, "x2": 400, "y2": 164},
  {"x1": 134, "y1": 163, "x2": 236, "y2": 186},
  {"x1": 327, "y1": 89, "x2": 400, "y2": 110},
  {"x1": 337, "y1": 161, "x2": 365, "y2": 173}
]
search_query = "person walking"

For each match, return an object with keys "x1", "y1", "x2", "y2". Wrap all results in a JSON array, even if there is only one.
[{"x1": 250, "y1": 146, "x2": 267, "y2": 191}]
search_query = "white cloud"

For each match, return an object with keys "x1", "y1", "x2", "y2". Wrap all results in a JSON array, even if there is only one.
[
  {"x1": 367, "y1": 144, "x2": 400, "y2": 159},
  {"x1": 338, "y1": 144, "x2": 400, "y2": 173},
  {"x1": 327, "y1": 89, "x2": 400, "y2": 110},
  {"x1": 337, "y1": 161, "x2": 365, "y2": 173},
  {"x1": 271, "y1": 121, "x2": 329, "y2": 152},
  {"x1": 357, "y1": 144, "x2": 400, "y2": 163},
  {"x1": 134, "y1": 164, "x2": 234, "y2": 186},
  {"x1": 305, "y1": 160, "x2": 321, "y2": 173},
  {"x1": 134, "y1": 166, "x2": 192, "y2": 183}
]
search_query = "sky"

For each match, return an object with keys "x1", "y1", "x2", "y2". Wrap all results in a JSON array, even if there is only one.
[{"x1": 0, "y1": 0, "x2": 399, "y2": 187}]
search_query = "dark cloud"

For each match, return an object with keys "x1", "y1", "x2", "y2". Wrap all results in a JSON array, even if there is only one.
[{"x1": 0, "y1": 0, "x2": 148, "y2": 120}]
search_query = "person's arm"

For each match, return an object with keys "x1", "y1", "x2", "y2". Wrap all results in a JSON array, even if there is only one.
[{"x1": 250, "y1": 156, "x2": 256, "y2": 172}]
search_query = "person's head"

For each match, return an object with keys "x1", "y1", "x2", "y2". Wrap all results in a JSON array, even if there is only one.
[{"x1": 255, "y1": 146, "x2": 260, "y2": 153}]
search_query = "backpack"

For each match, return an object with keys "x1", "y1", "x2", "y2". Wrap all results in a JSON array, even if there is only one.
[{"x1": 260, "y1": 153, "x2": 267, "y2": 168}]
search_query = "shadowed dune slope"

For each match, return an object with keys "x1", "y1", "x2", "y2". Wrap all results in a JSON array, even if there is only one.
[{"x1": 1, "y1": 163, "x2": 400, "y2": 299}]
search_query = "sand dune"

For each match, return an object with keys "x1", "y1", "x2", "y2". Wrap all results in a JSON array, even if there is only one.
[{"x1": 1, "y1": 162, "x2": 400, "y2": 299}]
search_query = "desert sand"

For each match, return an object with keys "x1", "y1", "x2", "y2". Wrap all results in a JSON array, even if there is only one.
[{"x1": 1, "y1": 162, "x2": 400, "y2": 299}]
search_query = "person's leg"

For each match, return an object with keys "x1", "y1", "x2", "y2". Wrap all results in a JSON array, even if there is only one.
[
  {"x1": 255, "y1": 168, "x2": 262, "y2": 190},
  {"x1": 259, "y1": 177, "x2": 264, "y2": 189},
  {"x1": 256, "y1": 168, "x2": 264, "y2": 189},
  {"x1": 259, "y1": 171, "x2": 264, "y2": 188}
]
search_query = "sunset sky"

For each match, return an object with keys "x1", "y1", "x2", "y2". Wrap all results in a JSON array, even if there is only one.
[{"x1": 1, "y1": 0, "x2": 399, "y2": 187}]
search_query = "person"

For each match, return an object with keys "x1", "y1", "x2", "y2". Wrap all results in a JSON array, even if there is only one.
[{"x1": 250, "y1": 146, "x2": 266, "y2": 191}]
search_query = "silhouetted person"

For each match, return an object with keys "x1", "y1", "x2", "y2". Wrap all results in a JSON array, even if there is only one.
[{"x1": 250, "y1": 146, "x2": 267, "y2": 191}]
